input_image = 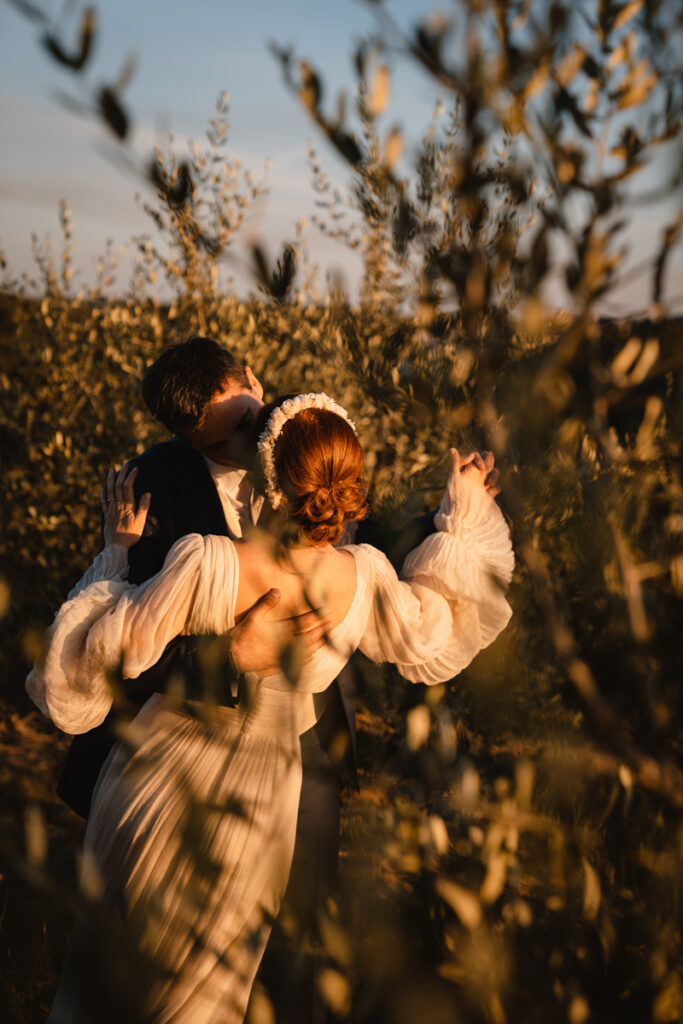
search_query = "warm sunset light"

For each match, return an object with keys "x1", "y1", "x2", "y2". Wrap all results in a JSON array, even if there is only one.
[{"x1": 1, "y1": 2, "x2": 681, "y2": 1023}]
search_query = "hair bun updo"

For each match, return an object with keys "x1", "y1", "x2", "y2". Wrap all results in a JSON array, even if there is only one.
[
  {"x1": 263, "y1": 401, "x2": 367, "y2": 546},
  {"x1": 298, "y1": 479, "x2": 368, "y2": 546}
]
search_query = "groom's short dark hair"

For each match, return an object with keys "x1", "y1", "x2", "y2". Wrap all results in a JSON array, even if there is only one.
[{"x1": 142, "y1": 336, "x2": 250, "y2": 434}]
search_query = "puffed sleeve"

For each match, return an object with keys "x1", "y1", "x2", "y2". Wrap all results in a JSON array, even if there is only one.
[
  {"x1": 357, "y1": 469, "x2": 514, "y2": 684},
  {"x1": 26, "y1": 534, "x2": 238, "y2": 735}
]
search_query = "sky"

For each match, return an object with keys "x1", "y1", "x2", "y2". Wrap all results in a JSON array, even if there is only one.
[{"x1": 1, "y1": 0, "x2": 681, "y2": 313}]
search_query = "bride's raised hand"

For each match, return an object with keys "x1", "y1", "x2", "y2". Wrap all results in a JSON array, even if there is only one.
[
  {"x1": 100, "y1": 464, "x2": 152, "y2": 549},
  {"x1": 441, "y1": 448, "x2": 501, "y2": 530},
  {"x1": 459, "y1": 449, "x2": 500, "y2": 497}
]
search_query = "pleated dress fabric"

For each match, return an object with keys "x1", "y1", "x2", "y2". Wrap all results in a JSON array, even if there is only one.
[{"x1": 28, "y1": 472, "x2": 514, "y2": 1023}]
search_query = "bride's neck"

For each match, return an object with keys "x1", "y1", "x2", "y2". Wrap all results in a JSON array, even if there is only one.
[{"x1": 286, "y1": 540, "x2": 333, "y2": 560}]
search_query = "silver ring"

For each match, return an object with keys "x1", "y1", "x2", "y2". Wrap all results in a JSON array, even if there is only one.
[{"x1": 106, "y1": 498, "x2": 115, "y2": 503}]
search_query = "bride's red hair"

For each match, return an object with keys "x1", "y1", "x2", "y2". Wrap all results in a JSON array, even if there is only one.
[{"x1": 257, "y1": 399, "x2": 367, "y2": 546}]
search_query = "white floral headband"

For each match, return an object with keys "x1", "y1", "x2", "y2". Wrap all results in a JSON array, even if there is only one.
[{"x1": 257, "y1": 392, "x2": 358, "y2": 509}]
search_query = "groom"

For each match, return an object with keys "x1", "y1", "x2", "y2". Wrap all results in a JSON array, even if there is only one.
[{"x1": 59, "y1": 334, "x2": 438, "y2": 1022}]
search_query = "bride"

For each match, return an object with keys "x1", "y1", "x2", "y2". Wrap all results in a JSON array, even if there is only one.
[{"x1": 28, "y1": 393, "x2": 514, "y2": 1024}]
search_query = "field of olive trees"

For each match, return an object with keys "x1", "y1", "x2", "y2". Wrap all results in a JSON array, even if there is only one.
[{"x1": 1, "y1": 1, "x2": 682, "y2": 1021}]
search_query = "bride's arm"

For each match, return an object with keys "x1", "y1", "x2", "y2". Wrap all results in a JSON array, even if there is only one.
[
  {"x1": 26, "y1": 468, "x2": 236, "y2": 734},
  {"x1": 357, "y1": 449, "x2": 514, "y2": 684},
  {"x1": 26, "y1": 531, "x2": 214, "y2": 735},
  {"x1": 355, "y1": 450, "x2": 500, "y2": 568}
]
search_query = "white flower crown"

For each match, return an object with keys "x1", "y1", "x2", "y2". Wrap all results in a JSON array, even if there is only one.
[{"x1": 256, "y1": 392, "x2": 358, "y2": 509}]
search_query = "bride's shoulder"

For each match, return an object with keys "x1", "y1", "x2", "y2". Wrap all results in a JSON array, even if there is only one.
[
  {"x1": 340, "y1": 542, "x2": 396, "y2": 579},
  {"x1": 166, "y1": 533, "x2": 237, "y2": 567}
]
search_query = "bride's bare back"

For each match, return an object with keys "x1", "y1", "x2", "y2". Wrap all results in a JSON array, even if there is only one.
[{"x1": 234, "y1": 539, "x2": 358, "y2": 631}]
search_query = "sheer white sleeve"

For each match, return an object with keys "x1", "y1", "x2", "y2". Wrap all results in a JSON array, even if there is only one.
[
  {"x1": 357, "y1": 470, "x2": 514, "y2": 684},
  {"x1": 64, "y1": 544, "x2": 130, "y2": 600},
  {"x1": 26, "y1": 534, "x2": 238, "y2": 735}
]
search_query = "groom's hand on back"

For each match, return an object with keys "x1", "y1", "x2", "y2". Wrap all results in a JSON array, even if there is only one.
[{"x1": 230, "y1": 589, "x2": 328, "y2": 675}]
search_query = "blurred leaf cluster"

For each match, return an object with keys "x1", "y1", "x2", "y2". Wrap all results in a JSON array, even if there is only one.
[{"x1": 1, "y1": 0, "x2": 683, "y2": 1021}]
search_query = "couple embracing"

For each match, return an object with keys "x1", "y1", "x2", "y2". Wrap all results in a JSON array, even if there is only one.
[{"x1": 27, "y1": 335, "x2": 514, "y2": 1023}]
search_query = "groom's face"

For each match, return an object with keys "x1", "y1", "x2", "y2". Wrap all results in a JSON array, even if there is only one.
[{"x1": 184, "y1": 367, "x2": 264, "y2": 469}]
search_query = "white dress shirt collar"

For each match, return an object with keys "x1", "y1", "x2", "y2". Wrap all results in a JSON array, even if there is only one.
[{"x1": 203, "y1": 459, "x2": 263, "y2": 539}]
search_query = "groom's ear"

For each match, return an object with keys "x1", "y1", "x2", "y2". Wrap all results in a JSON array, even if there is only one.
[{"x1": 245, "y1": 366, "x2": 263, "y2": 400}]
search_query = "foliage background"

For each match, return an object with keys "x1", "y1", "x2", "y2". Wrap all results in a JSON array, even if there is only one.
[{"x1": 1, "y1": 1, "x2": 682, "y2": 1021}]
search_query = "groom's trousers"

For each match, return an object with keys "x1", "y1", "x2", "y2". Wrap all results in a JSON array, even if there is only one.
[{"x1": 252, "y1": 715, "x2": 341, "y2": 1024}]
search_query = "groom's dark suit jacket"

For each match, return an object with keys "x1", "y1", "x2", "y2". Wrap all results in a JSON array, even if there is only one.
[{"x1": 57, "y1": 436, "x2": 436, "y2": 818}]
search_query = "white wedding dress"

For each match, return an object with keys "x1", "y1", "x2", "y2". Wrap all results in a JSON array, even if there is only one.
[{"x1": 27, "y1": 471, "x2": 514, "y2": 1024}]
